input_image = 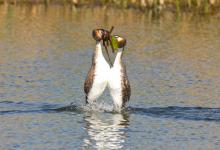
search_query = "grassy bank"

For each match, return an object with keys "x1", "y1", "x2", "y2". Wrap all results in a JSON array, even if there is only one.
[{"x1": 1, "y1": 0, "x2": 220, "y2": 14}]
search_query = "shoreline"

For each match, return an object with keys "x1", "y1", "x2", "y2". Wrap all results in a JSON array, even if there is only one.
[{"x1": 0, "y1": 0, "x2": 220, "y2": 14}]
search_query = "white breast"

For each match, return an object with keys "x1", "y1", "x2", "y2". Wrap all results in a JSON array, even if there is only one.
[
  {"x1": 108, "y1": 64, "x2": 123, "y2": 109},
  {"x1": 108, "y1": 49, "x2": 124, "y2": 110},
  {"x1": 87, "y1": 45, "x2": 110, "y2": 102}
]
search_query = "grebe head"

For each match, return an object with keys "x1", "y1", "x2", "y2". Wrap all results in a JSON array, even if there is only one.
[
  {"x1": 92, "y1": 29, "x2": 110, "y2": 42},
  {"x1": 113, "y1": 35, "x2": 126, "y2": 49}
]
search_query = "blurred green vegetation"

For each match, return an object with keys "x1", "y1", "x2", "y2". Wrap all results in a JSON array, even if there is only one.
[{"x1": 0, "y1": 0, "x2": 220, "y2": 14}]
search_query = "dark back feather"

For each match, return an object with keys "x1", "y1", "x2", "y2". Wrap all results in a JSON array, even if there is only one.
[
  {"x1": 84, "y1": 53, "x2": 96, "y2": 102},
  {"x1": 121, "y1": 63, "x2": 131, "y2": 107}
]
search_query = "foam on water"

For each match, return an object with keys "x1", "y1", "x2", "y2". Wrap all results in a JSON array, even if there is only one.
[
  {"x1": 82, "y1": 102, "x2": 115, "y2": 112},
  {"x1": 58, "y1": 102, "x2": 119, "y2": 113}
]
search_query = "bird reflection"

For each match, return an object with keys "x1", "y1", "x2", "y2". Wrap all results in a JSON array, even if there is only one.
[{"x1": 82, "y1": 112, "x2": 129, "y2": 149}]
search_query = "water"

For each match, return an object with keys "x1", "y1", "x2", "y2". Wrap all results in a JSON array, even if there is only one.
[{"x1": 1, "y1": 4, "x2": 220, "y2": 149}]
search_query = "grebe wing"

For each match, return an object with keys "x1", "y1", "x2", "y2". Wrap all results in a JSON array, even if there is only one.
[
  {"x1": 122, "y1": 64, "x2": 131, "y2": 105},
  {"x1": 84, "y1": 65, "x2": 95, "y2": 97}
]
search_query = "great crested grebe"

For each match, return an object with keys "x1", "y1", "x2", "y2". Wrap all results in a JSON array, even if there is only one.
[
  {"x1": 84, "y1": 29, "x2": 130, "y2": 110},
  {"x1": 108, "y1": 35, "x2": 131, "y2": 110},
  {"x1": 84, "y1": 29, "x2": 111, "y2": 104}
]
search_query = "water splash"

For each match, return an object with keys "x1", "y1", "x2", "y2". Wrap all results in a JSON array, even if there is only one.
[{"x1": 56, "y1": 102, "x2": 115, "y2": 113}]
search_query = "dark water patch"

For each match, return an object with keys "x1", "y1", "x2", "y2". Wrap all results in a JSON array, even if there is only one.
[
  {"x1": 55, "y1": 104, "x2": 220, "y2": 122},
  {"x1": 0, "y1": 101, "x2": 61, "y2": 108},
  {"x1": 1, "y1": 101, "x2": 220, "y2": 122},
  {"x1": 128, "y1": 106, "x2": 220, "y2": 122},
  {"x1": 0, "y1": 101, "x2": 15, "y2": 104},
  {"x1": 0, "y1": 109, "x2": 54, "y2": 115},
  {"x1": 0, "y1": 101, "x2": 61, "y2": 115},
  {"x1": 55, "y1": 104, "x2": 83, "y2": 112}
]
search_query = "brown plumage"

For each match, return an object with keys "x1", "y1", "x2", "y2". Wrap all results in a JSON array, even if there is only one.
[
  {"x1": 108, "y1": 35, "x2": 130, "y2": 109},
  {"x1": 84, "y1": 53, "x2": 96, "y2": 103},
  {"x1": 84, "y1": 28, "x2": 112, "y2": 105},
  {"x1": 121, "y1": 63, "x2": 131, "y2": 107}
]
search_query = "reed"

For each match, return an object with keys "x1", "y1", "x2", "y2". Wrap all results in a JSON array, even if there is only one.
[{"x1": 0, "y1": 0, "x2": 220, "y2": 14}]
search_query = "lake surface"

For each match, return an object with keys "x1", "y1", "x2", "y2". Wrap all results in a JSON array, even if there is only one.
[{"x1": 0, "y1": 4, "x2": 220, "y2": 150}]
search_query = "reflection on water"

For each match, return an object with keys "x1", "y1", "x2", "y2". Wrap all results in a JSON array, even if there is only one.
[{"x1": 82, "y1": 113, "x2": 129, "y2": 149}]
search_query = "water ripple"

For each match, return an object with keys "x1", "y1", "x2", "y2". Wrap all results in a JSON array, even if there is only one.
[{"x1": 2, "y1": 101, "x2": 220, "y2": 122}]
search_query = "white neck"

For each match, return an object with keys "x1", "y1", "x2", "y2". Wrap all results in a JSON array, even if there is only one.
[
  {"x1": 94, "y1": 41, "x2": 110, "y2": 68},
  {"x1": 113, "y1": 48, "x2": 123, "y2": 66},
  {"x1": 95, "y1": 41, "x2": 103, "y2": 57}
]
